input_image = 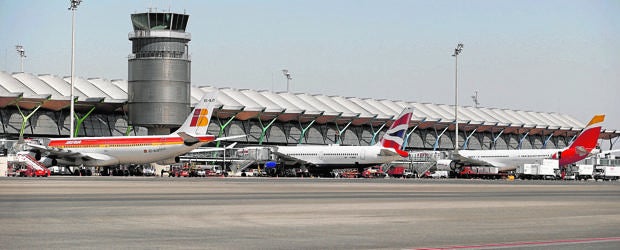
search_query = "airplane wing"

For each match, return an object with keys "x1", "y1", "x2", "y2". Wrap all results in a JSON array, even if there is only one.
[
  {"x1": 452, "y1": 151, "x2": 497, "y2": 167},
  {"x1": 271, "y1": 150, "x2": 314, "y2": 166},
  {"x1": 27, "y1": 143, "x2": 107, "y2": 163}
]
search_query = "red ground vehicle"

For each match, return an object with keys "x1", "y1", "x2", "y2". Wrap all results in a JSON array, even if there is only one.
[
  {"x1": 388, "y1": 166, "x2": 406, "y2": 178},
  {"x1": 339, "y1": 170, "x2": 359, "y2": 178},
  {"x1": 169, "y1": 166, "x2": 190, "y2": 177},
  {"x1": 361, "y1": 167, "x2": 386, "y2": 178},
  {"x1": 18, "y1": 166, "x2": 51, "y2": 177}
]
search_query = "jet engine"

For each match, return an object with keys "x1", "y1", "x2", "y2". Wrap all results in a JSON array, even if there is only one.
[
  {"x1": 157, "y1": 156, "x2": 181, "y2": 165},
  {"x1": 436, "y1": 159, "x2": 458, "y2": 171}
]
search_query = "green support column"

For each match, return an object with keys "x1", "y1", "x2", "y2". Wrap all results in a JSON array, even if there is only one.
[
  {"x1": 298, "y1": 120, "x2": 316, "y2": 144},
  {"x1": 16, "y1": 104, "x2": 42, "y2": 140},
  {"x1": 216, "y1": 115, "x2": 237, "y2": 147},
  {"x1": 125, "y1": 125, "x2": 133, "y2": 136},
  {"x1": 258, "y1": 117, "x2": 278, "y2": 145},
  {"x1": 73, "y1": 106, "x2": 96, "y2": 137}
]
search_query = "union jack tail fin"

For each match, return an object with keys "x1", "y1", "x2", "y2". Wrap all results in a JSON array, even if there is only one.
[
  {"x1": 172, "y1": 91, "x2": 218, "y2": 135},
  {"x1": 378, "y1": 107, "x2": 414, "y2": 157}
]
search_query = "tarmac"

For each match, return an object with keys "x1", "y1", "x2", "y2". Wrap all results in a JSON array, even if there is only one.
[{"x1": 1, "y1": 177, "x2": 619, "y2": 249}]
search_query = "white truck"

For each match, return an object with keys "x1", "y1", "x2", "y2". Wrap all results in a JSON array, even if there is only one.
[
  {"x1": 566, "y1": 164, "x2": 594, "y2": 180},
  {"x1": 517, "y1": 159, "x2": 558, "y2": 180},
  {"x1": 594, "y1": 166, "x2": 620, "y2": 181}
]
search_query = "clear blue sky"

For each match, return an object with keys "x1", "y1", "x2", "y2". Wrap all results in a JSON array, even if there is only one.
[{"x1": 1, "y1": 0, "x2": 619, "y2": 146}]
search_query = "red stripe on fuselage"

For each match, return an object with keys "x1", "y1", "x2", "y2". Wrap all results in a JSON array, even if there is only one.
[{"x1": 49, "y1": 135, "x2": 215, "y2": 147}]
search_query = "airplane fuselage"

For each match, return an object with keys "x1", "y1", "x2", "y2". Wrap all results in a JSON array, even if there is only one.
[
  {"x1": 275, "y1": 144, "x2": 404, "y2": 169},
  {"x1": 457, "y1": 149, "x2": 561, "y2": 170},
  {"x1": 46, "y1": 135, "x2": 215, "y2": 166}
]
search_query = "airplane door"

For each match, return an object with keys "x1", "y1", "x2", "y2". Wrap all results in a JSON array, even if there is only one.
[{"x1": 361, "y1": 149, "x2": 365, "y2": 160}]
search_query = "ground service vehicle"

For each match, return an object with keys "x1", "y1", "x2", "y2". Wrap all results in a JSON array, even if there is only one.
[
  {"x1": 594, "y1": 166, "x2": 620, "y2": 181},
  {"x1": 516, "y1": 159, "x2": 558, "y2": 180},
  {"x1": 387, "y1": 166, "x2": 406, "y2": 178},
  {"x1": 566, "y1": 164, "x2": 594, "y2": 180}
]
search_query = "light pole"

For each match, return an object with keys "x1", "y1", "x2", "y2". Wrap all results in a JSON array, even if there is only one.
[
  {"x1": 15, "y1": 45, "x2": 26, "y2": 72},
  {"x1": 282, "y1": 69, "x2": 292, "y2": 92},
  {"x1": 452, "y1": 43, "x2": 463, "y2": 152},
  {"x1": 68, "y1": 0, "x2": 82, "y2": 138}
]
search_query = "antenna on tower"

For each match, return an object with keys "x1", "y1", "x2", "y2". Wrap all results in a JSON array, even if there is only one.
[
  {"x1": 15, "y1": 45, "x2": 26, "y2": 72},
  {"x1": 471, "y1": 90, "x2": 480, "y2": 108}
]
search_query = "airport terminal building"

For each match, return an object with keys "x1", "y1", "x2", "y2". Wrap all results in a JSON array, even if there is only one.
[{"x1": 1, "y1": 71, "x2": 618, "y2": 153}]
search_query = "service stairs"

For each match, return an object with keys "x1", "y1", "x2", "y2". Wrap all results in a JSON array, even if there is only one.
[
  {"x1": 13, "y1": 151, "x2": 50, "y2": 175},
  {"x1": 228, "y1": 160, "x2": 258, "y2": 175}
]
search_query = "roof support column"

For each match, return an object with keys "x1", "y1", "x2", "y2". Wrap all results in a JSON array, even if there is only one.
[
  {"x1": 517, "y1": 130, "x2": 530, "y2": 149},
  {"x1": 567, "y1": 133, "x2": 578, "y2": 147},
  {"x1": 370, "y1": 123, "x2": 386, "y2": 145},
  {"x1": 125, "y1": 125, "x2": 133, "y2": 136},
  {"x1": 74, "y1": 106, "x2": 96, "y2": 137},
  {"x1": 462, "y1": 128, "x2": 478, "y2": 150},
  {"x1": 609, "y1": 137, "x2": 619, "y2": 150},
  {"x1": 542, "y1": 133, "x2": 554, "y2": 149},
  {"x1": 258, "y1": 116, "x2": 278, "y2": 145},
  {"x1": 492, "y1": 129, "x2": 505, "y2": 149},
  {"x1": 334, "y1": 120, "x2": 352, "y2": 145},
  {"x1": 216, "y1": 114, "x2": 237, "y2": 147},
  {"x1": 402, "y1": 122, "x2": 421, "y2": 149},
  {"x1": 433, "y1": 126, "x2": 450, "y2": 151},
  {"x1": 16, "y1": 104, "x2": 42, "y2": 140},
  {"x1": 1, "y1": 109, "x2": 8, "y2": 135},
  {"x1": 298, "y1": 119, "x2": 316, "y2": 144}
]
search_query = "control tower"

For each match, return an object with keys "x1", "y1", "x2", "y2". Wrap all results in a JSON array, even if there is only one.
[{"x1": 128, "y1": 11, "x2": 191, "y2": 135}]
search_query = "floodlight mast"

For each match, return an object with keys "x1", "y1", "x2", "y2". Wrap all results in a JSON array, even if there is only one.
[
  {"x1": 282, "y1": 69, "x2": 292, "y2": 92},
  {"x1": 68, "y1": 0, "x2": 82, "y2": 138},
  {"x1": 15, "y1": 45, "x2": 26, "y2": 72},
  {"x1": 452, "y1": 43, "x2": 463, "y2": 153}
]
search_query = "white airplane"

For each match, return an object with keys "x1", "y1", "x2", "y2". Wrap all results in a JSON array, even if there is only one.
[
  {"x1": 28, "y1": 91, "x2": 240, "y2": 167},
  {"x1": 272, "y1": 107, "x2": 414, "y2": 173},
  {"x1": 437, "y1": 114, "x2": 605, "y2": 172}
]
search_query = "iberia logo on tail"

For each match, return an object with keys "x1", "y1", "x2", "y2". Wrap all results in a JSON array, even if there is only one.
[
  {"x1": 190, "y1": 109, "x2": 210, "y2": 127},
  {"x1": 173, "y1": 92, "x2": 218, "y2": 135}
]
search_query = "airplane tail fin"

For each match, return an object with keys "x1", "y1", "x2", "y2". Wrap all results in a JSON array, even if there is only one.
[
  {"x1": 378, "y1": 107, "x2": 414, "y2": 157},
  {"x1": 555, "y1": 114, "x2": 604, "y2": 165},
  {"x1": 568, "y1": 114, "x2": 604, "y2": 150},
  {"x1": 172, "y1": 91, "x2": 218, "y2": 135}
]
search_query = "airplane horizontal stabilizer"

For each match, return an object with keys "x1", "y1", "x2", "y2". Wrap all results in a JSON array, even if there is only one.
[{"x1": 177, "y1": 132, "x2": 200, "y2": 146}]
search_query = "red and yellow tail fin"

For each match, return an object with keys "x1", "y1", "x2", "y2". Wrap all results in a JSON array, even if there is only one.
[
  {"x1": 172, "y1": 91, "x2": 218, "y2": 135},
  {"x1": 554, "y1": 114, "x2": 604, "y2": 165}
]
